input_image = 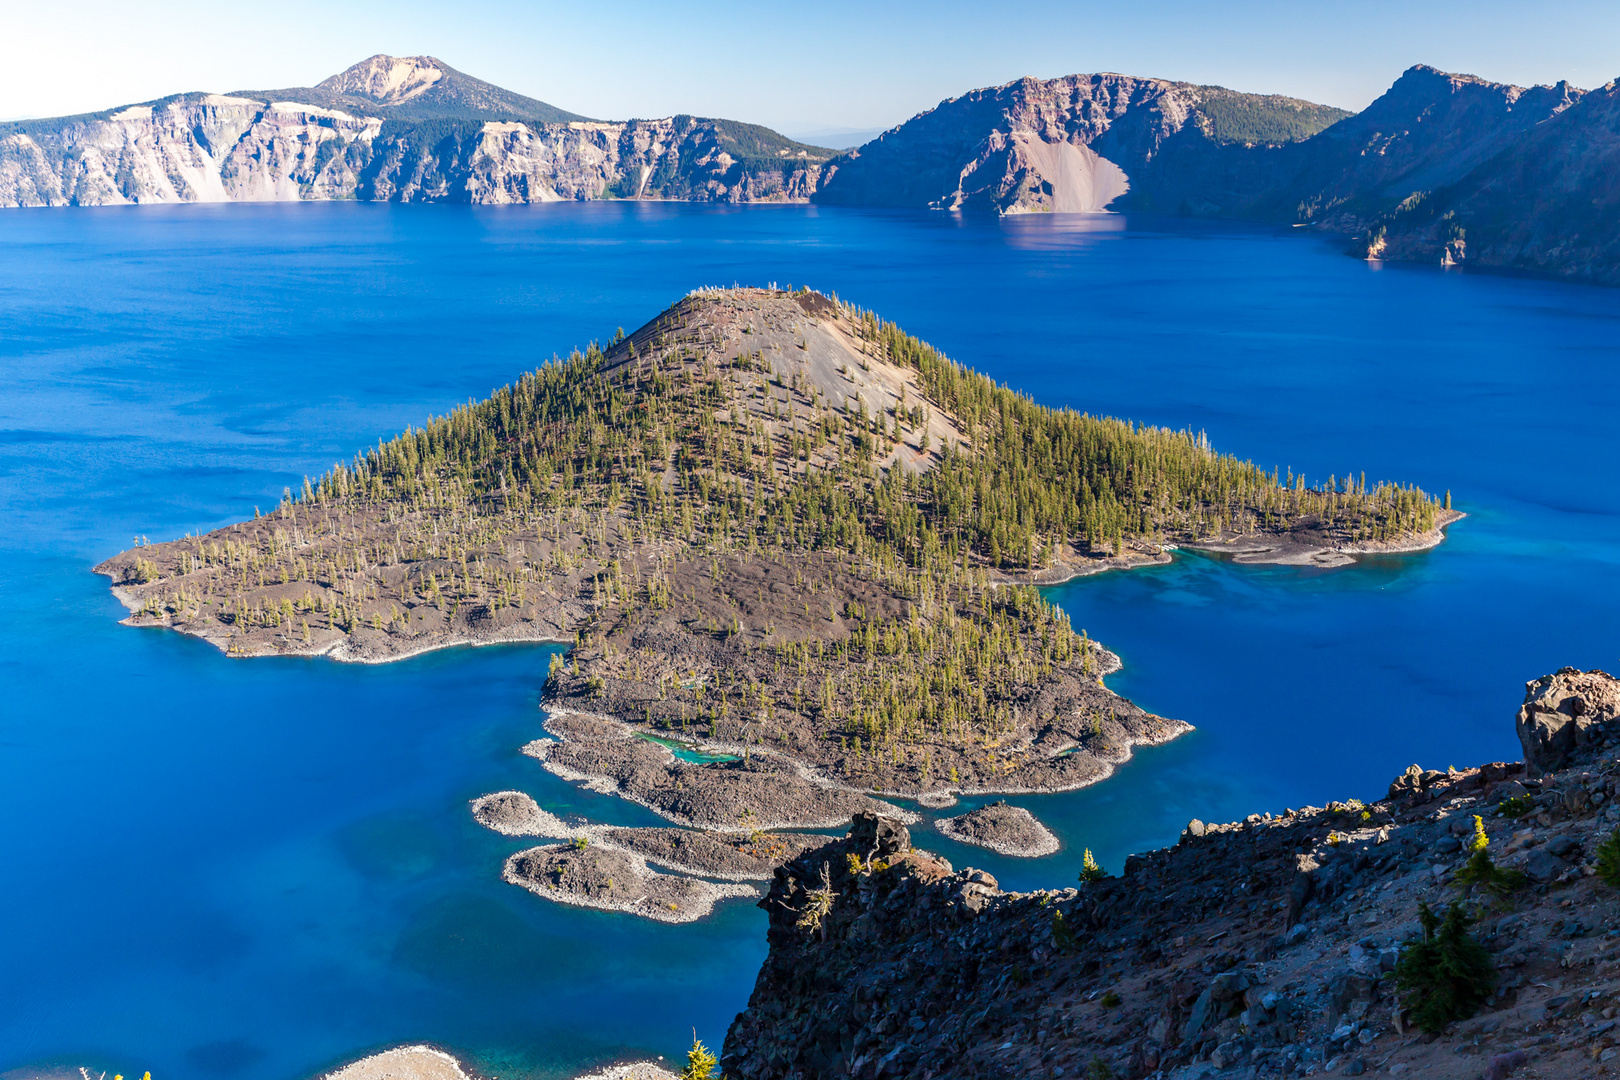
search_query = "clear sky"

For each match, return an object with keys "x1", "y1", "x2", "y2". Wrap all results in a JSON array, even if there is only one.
[{"x1": 4, "y1": 1, "x2": 1616, "y2": 132}]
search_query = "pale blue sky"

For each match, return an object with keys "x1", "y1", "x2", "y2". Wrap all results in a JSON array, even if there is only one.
[{"x1": 5, "y1": 1, "x2": 1617, "y2": 132}]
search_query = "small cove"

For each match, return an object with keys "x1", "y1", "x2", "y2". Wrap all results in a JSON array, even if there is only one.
[
  {"x1": 632, "y1": 732, "x2": 742, "y2": 764},
  {"x1": 1, "y1": 202, "x2": 1617, "y2": 1079}
]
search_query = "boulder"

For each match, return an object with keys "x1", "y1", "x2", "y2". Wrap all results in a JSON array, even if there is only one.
[
  {"x1": 1524, "y1": 847, "x2": 1567, "y2": 884},
  {"x1": 1545, "y1": 834, "x2": 1579, "y2": 858},
  {"x1": 1493, "y1": 780, "x2": 1529, "y2": 803},
  {"x1": 1209, "y1": 971, "x2": 1248, "y2": 1002},
  {"x1": 1517, "y1": 667, "x2": 1620, "y2": 774},
  {"x1": 1387, "y1": 764, "x2": 1449, "y2": 801},
  {"x1": 848, "y1": 812, "x2": 910, "y2": 860},
  {"x1": 1485, "y1": 1049, "x2": 1528, "y2": 1080},
  {"x1": 1388, "y1": 765, "x2": 1424, "y2": 800}
]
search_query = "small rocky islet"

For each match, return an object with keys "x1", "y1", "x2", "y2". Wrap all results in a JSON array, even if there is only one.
[{"x1": 934, "y1": 799, "x2": 1060, "y2": 857}]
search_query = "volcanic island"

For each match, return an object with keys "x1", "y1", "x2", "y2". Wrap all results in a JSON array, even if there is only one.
[{"x1": 95, "y1": 287, "x2": 1458, "y2": 918}]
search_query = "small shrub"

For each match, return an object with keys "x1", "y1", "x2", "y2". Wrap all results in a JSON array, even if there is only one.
[
  {"x1": 1100, "y1": 990, "x2": 1121, "y2": 1008},
  {"x1": 1051, "y1": 909, "x2": 1076, "y2": 952},
  {"x1": 1496, "y1": 795, "x2": 1534, "y2": 818},
  {"x1": 1596, "y1": 829, "x2": 1620, "y2": 887},
  {"x1": 795, "y1": 861, "x2": 838, "y2": 942},
  {"x1": 1078, "y1": 848, "x2": 1107, "y2": 883},
  {"x1": 1085, "y1": 1056, "x2": 1114, "y2": 1079},
  {"x1": 1453, "y1": 815, "x2": 1526, "y2": 898},
  {"x1": 680, "y1": 1031, "x2": 718, "y2": 1080},
  {"x1": 571, "y1": 836, "x2": 590, "y2": 851},
  {"x1": 1394, "y1": 901, "x2": 1496, "y2": 1034}
]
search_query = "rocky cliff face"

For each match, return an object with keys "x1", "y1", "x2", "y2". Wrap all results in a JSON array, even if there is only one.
[
  {"x1": 722, "y1": 669, "x2": 1620, "y2": 1079},
  {"x1": 0, "y1": 57, "x2": 833, "y2": 207},
  {"x1": 1122, "y1": 65, "x2": 1581, "y2": 225},
  {"x1": 1360, "y1": 78, "x2": 1620, "y2": 284},
  {"x1": 0, "y1": 97, "x2": 381, "y2": 205},
  {"x1": 815, "y1": 74, "x2": 1348, "y2": 214},
  {"x1": 817, "y1": 63, "x2": 1620, "y2": 286}
]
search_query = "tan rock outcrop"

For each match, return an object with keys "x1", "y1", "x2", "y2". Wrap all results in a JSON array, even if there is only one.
[{"x1": 1517, "y1": 666, "x2": 1620, "y2": 774}]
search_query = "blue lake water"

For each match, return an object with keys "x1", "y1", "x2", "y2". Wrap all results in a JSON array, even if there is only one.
[{"x1": 2, "y1": 202, "x2": 1618, "y2": 1080}]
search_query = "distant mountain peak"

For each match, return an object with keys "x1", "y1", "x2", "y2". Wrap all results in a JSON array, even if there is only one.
[{"x1": 317, "y1": 54, "x2": 446, "y2": 105}]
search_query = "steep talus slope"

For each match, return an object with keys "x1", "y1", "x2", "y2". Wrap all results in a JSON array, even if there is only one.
[
  {"x1": 723, "y1": 669, "x2": 1620, "y2": 1080},
  {"x1": 0, "y1": 55, "x2": 833, "y2": 207},
  {"x1": 815, "y1": 74, "x2": 1348, "y2": 213}
]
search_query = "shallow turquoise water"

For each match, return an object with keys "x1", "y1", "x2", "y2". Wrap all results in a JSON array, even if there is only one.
[
  {"x1": 633, "y1": 733, "x2": 741, "y2": 764},
  {"x1": 2, "y1": 202, "x2": 1617, "y2": 1078}
]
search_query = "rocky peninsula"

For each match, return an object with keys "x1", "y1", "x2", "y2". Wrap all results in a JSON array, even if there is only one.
[
  {"x1": 95, "y1": 287, "x2": 1454, "y2": 920},
  {"x1": 721, "y1": 668, "x2": 1620, "y2": 1080}
]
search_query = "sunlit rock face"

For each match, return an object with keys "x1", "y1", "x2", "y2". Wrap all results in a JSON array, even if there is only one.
[{"x1": 0, "y1": 55, "x2": 835, "y2": 208}]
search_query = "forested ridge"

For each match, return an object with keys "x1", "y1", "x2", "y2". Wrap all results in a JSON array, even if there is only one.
[{"x1": 314, "y1": 290, "x2": 1443, "y2": 576}]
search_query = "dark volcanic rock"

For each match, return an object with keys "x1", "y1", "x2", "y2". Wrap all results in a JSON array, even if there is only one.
[
  {"x1": 503, "y1": 841, "x2": 753, "y2": 923},
  {"x1": 529, "y1": 712, "x2": 911, "y2": 831},
  {"x1": 721, "y1": 671, "x2": 1620, "y2": 1080}
]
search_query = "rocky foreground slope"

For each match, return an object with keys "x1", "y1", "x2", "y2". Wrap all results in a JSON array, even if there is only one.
[{"x1": 721, "y1": 667, "x2": 1620, "y2": 1079}]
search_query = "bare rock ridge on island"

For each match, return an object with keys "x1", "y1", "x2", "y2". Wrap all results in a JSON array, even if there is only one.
[
  {"x1": 94, "y1": 287, "x2": 1454, "y2": 917},
  {"x1": 721, "y1": 669, "x2": 1620, "y2": 1080},
  {"x1": 5, "y1": 54, "x2": 1620, "y2": 283}
]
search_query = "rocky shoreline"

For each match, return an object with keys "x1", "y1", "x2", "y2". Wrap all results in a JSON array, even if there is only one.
[
  {"x1": 1183, "y1": 509, "x2": 1465, "y2": 569},
  {"x1": 311, "y1": 1045, "x2": 679, "y2": 1080},
  {"x1": 503, "y1": 841, "x2": 756, "y2": 924},
  {"x1": 471, "y1": 789, "x2": 828, "y2": 880}
]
